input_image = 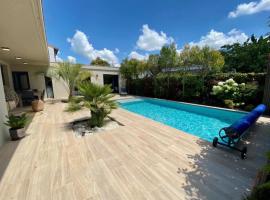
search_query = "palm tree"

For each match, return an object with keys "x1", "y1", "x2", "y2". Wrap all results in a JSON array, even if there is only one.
[
  {"x1": 50, "y1": 62, "x2": 91, "y2": 101},
  {"x1": 67, "y1": 82, "x2": 118, "y2": 127}
]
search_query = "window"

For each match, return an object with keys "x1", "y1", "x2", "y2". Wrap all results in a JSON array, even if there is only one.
[{"x1": 12, "y1": 72, "x2": 30, "y2": 91}]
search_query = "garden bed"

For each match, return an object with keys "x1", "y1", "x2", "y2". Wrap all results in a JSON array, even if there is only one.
[{"x1": 72, "y1": 116, "x2": 124, "y2": 137}]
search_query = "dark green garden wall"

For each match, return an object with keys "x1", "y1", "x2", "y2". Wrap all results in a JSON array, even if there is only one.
[{"x1": 127, "y1": 72, "x2": 266, "y2": 110}]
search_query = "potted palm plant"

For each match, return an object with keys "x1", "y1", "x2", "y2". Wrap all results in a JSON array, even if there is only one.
[{"x1": 5, "y1": 113, "x2": 28, "y2": 140}]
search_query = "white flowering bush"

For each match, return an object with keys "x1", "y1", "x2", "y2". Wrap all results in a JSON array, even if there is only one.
[{"x1": 212, "y1": 78, "x2": 246, "y2": 107}]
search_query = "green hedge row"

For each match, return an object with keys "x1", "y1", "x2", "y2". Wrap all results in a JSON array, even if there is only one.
[{"x1": 127, "y1": 72, "x2": 266, "y2": 108}]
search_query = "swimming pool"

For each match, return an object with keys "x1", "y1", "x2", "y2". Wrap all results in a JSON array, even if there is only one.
[{"x1": 119, "y1": 98, "x2": 246, "y2": 142}]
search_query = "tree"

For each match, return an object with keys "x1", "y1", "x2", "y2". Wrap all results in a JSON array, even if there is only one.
[
  {"x1": 67, "y1": 82, "x2": 117, "y2": 127},
  {"x1": 146, "y1": 54, "x2": 161, "y2": 76},
  {"x1": 50, "y1": 62, "x2": 91, "y2": 101},
  {"x1": 119, "y1": 58, "x2": 146, "y2": 91},
  {"x1": 221, "y1": 35, "x2": 270, "y2": 73},
  {"x1": 120, "y1": 58, "x2": 146, "y2": 79},
  {"x1": 179, "y1": 45, "x2": 224, "y2": 96},
  {"x1": 158, "y1": 43, "x2": 178, "y2": 72},
  {"x1": 179, "y1": 45, "x2": 224, "y2": 73},
  {"x1": 155, "y1": 43, "x2": 178, "y2": 98},
  {"x1": 91, "y1": 57, "x2": 110, "y2": 66}
]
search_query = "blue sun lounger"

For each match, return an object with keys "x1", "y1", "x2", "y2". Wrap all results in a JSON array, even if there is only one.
[{"x1": 212, "y1": 104, "x2": 266, "y2": 159}]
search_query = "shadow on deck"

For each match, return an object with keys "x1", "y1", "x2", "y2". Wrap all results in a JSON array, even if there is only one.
[
  {"x1": 0, "y1": 107, "x2": 36, "y2": 182},
  {"x1": 179, "y1": 119, "x2": 270, "y2": 200}
]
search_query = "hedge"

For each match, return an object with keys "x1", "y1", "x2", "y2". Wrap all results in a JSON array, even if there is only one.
[{"x1": 127, "y1": 72, "x2": 266, "y2": 108}]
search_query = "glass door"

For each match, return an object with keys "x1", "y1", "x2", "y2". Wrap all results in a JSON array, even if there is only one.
[{"x1": 12, "y1": 72, "x2": 30, "y2": 92}]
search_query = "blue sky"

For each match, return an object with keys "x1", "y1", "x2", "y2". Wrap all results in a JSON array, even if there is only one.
[{"x1": 43, "y1": 0, "x2": 270, "y2": 66}]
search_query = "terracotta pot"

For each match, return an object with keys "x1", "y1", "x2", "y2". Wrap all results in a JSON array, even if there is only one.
[
  {"x1": 32, "y1": 100, "x2": 44, "y2": 112},
  {"x1": 9, "y1": 127, "x2": 25, "y2": 140}
]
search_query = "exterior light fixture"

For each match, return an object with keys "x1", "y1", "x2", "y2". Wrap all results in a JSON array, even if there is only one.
[
  {"x1": 23, "y1": 62, "x2": 28, "y2": 65},
  {"x1": 1, "y1": 47, "x2": 10, "y2": 51},
  {"x1": 16, "y1": 57, "x2": 22, "y2": 60}
]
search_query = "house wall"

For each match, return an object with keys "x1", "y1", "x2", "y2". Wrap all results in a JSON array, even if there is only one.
[
  {"x1": 89, "y1": 70, "x2": 119, "y2": 86},
  {"x1": 0, "y1": 64, "x2": 9, "y2": 147},
  {"x1": 48, "y1": 63, "x2": 69, "y2": 99},
  {"x1": 51, "y1": 77, "x2": 69, "y2": 99},
  {"x1": 50, "y1": 65, "x2": 123, "y2": 100},
  {"x1": 48, "y1": 46, "x2": 56, "y2": 63}
]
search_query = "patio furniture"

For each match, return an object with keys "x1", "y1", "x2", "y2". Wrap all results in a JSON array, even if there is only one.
[
  {"x1": 212, "y1": 104, "x2": 266, "y2": 159},
  {"x1": 21, "y1": 90, "x2": 38, "y2": 106},
  {"x1": 33, "y1": 89, "x2": 44, "y2": 100},
  {"x1": 120, "y1": 87, "x2": 128, "y2": 96},
  {"x1": 40, "y1": 89, "x2": 45, "y2": 101}
]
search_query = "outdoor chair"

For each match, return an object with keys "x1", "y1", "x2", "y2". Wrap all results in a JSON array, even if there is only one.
[
  {"x1": 120, "y1": 87, "x2": 128, "y2": 96},
  {"x1": 212, "y1": 104, "x2": 266, "y2": 159},
  {"x1": 21, "y1": 90, "x2": 38, "y2": 106}
]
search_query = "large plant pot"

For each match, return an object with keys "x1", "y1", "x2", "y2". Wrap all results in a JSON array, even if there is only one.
[
  {"x1": 31, "y1": 100, "x2": 44, "y2": 112},
  {"x1": 9, "y1": 127, "x2": 25, "y2": 140}
]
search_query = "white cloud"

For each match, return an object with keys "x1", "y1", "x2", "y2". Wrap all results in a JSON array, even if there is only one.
[
  {"x1": 189, "y1": 29, "x2": 248, "y2": 49},
  {"x1": 128, "y1": 51, "x2": 148, "y2": 60},
  {"x1": 67, "y1": 30, "x2": 119, "y2": 66},
  {"x1": 136, "y1": 24, "x2": 174, "y2": 51},
  {"x1": 67, "y1": 56, "x2": 76, "y2": 63},
  {"x1": 229, "y1": 0, "x2": 270, "y2": 18}
]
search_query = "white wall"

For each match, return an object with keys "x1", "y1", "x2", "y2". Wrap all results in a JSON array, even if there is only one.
[
  {"x1": 0, "y1": 66, "x2": 9, "y2": 147},
  {"x1": 50, "y1": 65, "x2": 123, "y2": 100},
  {"x1": 90, "y1": 70, "x2": 119, "y2": 85},
  {"x1": 48, "y1": 46, "x2": 56, "y2": 63},
  {"x1": 51, "y1": 77, "x2": 69, "y2": 99}
]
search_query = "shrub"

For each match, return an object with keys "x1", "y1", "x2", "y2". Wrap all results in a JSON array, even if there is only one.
[
  {"x1": 224, "y1": 99, "x2": 234, "y2": 109},
  {"x1": 238, "y1": 83, "x2": 258, "y2": 104},
  {"x1": 245, "y1": 182, "x2": 270, "y2": 200},
  {"x1": 5, "y1": 114, "x2": 28, "y2": 129},
  {"x1": 245, "y1": 152, "x2": 270, "y2": 200},
  {"x1": 153, "y1": 73, "x2": 204, "y2": 100},
  {"x1": 206, "y1": 73, "x2": 266, "y2": 84},
  {"x1": 244, "y1": 104, "x2": 255, "y2": 111},
  {"x1": 127, "y1": 72, "x2": 264, "y2": 110},
  {"x1": 212, "y1": 78, "x2": 246, "y2": 107},
  {"x1": 67, "y1": 82, "x2": 118, "y2": 127}
]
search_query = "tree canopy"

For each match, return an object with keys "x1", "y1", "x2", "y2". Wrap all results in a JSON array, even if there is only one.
[
  {"x1": 146, "y1": 54, "x2": 160, "y2": 76},
  {"x1": 90, "y1": 57, "x2": 110, "y2": 66},
  {"x1": 119, "y1": 58, "x2": 146, "y2": 80},
  {"x1": 220, "y1": 35, "x2": 270, "y2": 73},
  {"x1": 158, "y1": 43, "x2": 178, "y2": 72},
  {"x1": 120, "y1": 44, "x2": 225, "y2": 80},
  {"x1": 179, "y1": 45, "x2": 225, "y2": 73}
]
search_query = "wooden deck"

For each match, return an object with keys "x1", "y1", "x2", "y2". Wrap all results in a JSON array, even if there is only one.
[{"x1": 0, "y1": 101, "x2": 270, "y2": 200}]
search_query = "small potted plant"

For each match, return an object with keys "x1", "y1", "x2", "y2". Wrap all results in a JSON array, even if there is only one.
[{"x1": 4, "y1": 113, "x2": 28, "y2": 140}]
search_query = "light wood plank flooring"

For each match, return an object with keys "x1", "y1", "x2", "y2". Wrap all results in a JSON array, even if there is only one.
[{"x1": 0, "y1": 101, "x2": 270, "y2": 200}]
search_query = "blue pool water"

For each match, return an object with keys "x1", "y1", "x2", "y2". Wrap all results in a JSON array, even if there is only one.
[{"x1": 119, "y1": 98, "x2": 246, "y2": 142}]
